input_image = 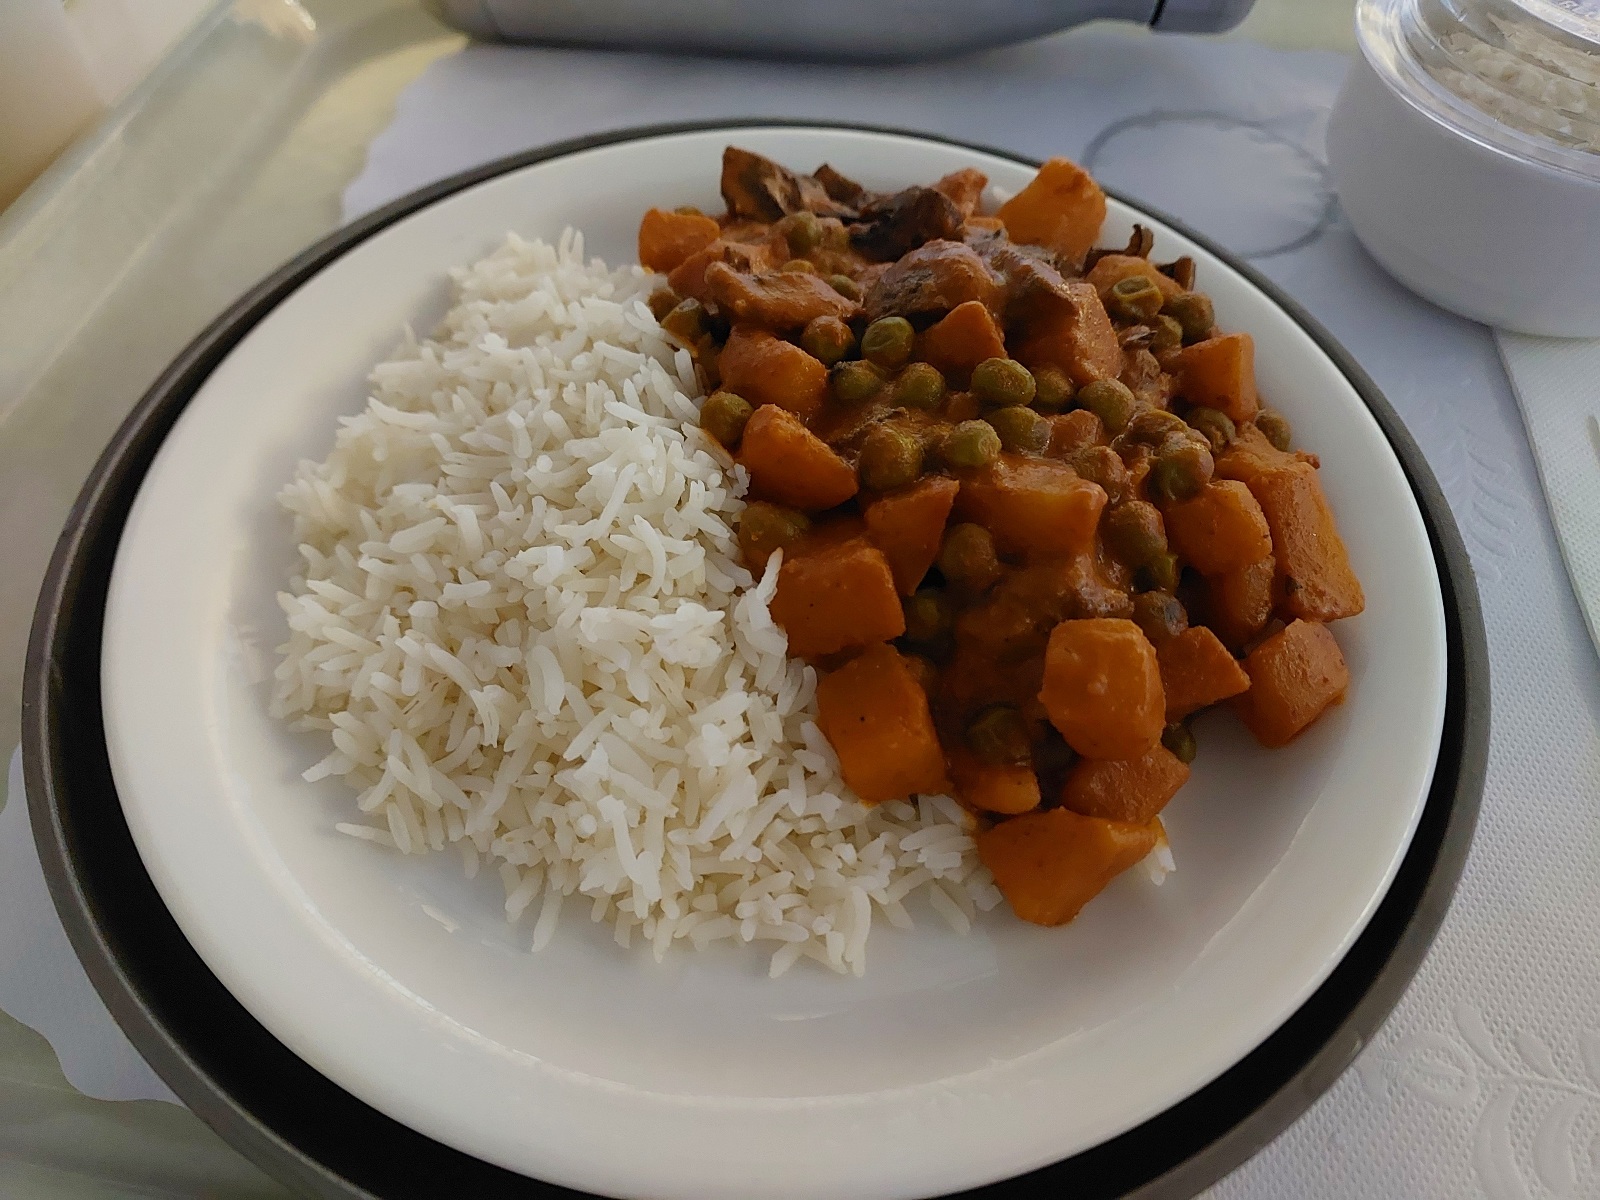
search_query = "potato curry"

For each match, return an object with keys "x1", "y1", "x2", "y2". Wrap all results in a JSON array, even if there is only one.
[{"x1": 637, "y1": 148, "x2": 1365, "y2": 929}]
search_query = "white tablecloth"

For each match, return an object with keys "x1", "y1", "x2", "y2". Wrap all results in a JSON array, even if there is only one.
[{"x1": 8, "y1": 26, "x2": 1600, "y2": 1200}]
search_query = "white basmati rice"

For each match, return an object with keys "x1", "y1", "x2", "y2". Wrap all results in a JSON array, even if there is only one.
[{"x1": 270, "y1": 230, "x2": 1004, "y2": 977}]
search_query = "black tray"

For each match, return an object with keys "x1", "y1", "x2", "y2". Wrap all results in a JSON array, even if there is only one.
[{"x1": 21, "y1": 120, "x2": 1489, "y2": 1200}]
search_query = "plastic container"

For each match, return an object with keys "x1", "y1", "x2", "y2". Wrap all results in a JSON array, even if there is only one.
[{"x1": 1328, "y1": 0, "x2": 1600, "y2": 336}]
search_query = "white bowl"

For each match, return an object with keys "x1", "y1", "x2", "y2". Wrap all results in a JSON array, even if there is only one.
[
  {"x1": 100, "y1": 125, "x2": 1447, "y2": 1199},
  {"x1": 1328, "y1": 0, "x2": 1600, "y2": 337}
]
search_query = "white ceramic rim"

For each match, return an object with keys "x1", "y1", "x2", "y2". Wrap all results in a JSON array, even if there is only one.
[{"x1": 100, "y1": 126, "x2": 1447, "y2": 1200}]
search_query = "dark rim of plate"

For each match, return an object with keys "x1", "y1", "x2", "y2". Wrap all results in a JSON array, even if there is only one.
[{"x1": 21, "y1": 119, "x2": 1489, "y2": 1200}]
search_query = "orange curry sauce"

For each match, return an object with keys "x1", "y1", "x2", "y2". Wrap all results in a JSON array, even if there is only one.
[{"x1": 638, "y1": 148, "x2": 1365, "y2": 926}]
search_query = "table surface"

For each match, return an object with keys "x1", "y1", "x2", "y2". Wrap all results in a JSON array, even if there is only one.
[{"x1": 6, "y1": 2, "x2": 1486, "y2": 1196}]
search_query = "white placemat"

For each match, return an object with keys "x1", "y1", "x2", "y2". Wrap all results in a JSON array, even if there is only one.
[{"x1": 6, "y1": 26, "x2": 1600, "y2": 1199}]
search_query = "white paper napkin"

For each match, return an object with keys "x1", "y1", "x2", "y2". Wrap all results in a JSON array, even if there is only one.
[
  {"x1": 1497, "y1": 333, "x2": 1600, "y2": 662},
  {"x1": 7, "y1": 26, "x2": 1600, "y2": 1200}
]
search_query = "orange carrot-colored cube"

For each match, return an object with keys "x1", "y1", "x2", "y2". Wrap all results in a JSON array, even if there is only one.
[
  {"x1": 817, "y1": 643, "x2": 950, "y2": 803},
  {"x1": 719, "y1": 327, "x2": 829, "y2": 421},
  {"x1": 1207, "y1": 555, "x2": 1276, "y2": 650},
  {"x1": 948, "y1": 749, "x2": 1041, "y2": 816},
  {"x1": 955, "y1": 454, "x2": 1107, "y2": 560},
  {"x1": 1085, "y1": 254, "x2": 1184, "y2": 302},
  {"x1": 932, "y1": 167, "x2": 989, "y2": 218},
  {"x1": 1157, "y1": 626, "x2": 1251, "y2": 720},
  {"x1": 1038, "y1": 618, "x2": 1165, "y2": 760},
  {"x1": 976, "y1": 807, "x2": 1158, "y2": 926},
  {"x1": 638, "y1": 207, "x2": 721, "y2": 273},
  {"x1": 1248, "y1": 463, "x2": 1365, "y2": 622},
  {"x1": 862, "y1": 476, "x2": 960, "y2": 595},
  {"x1": 737, "y1": 404, "x2": 857, "y2": 512},
  {"x1": 1058, "y1": 745, "x2": 1190, "y2": 825},
  {"x1": 1173, "y1": 332, "x2": 1259, "y2": 423},
  {"x1": 996, "y1": 158, "x2": 1107, "y2": 266},
  {"x1": 770, "y1": 539, "x2": 903, "y2": 659},
  {"x1": 919, "y1": 300, "x2": 1007, "y2": 385},
  {"x1": 1214, "y1": 422, "x2": 1314, "y2": 486},
  {"x1": 1163, "y1": 480, "x2": 1273, "y2": 576},
  {"x1": 1236, "y1": 619, "x2": 1350, "y2": 747}
]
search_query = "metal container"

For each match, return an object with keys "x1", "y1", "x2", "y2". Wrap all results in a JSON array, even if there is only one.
[{"x1": 424, "y1": 0, "x2": 1258, "y2": 61}]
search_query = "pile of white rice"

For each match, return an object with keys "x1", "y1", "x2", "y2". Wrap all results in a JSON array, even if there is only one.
[{"x1": 270, "y1": 230, "x2": 1002, "y2": 977}]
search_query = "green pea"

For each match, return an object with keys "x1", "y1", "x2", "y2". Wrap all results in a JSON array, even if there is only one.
[
  {"x1": 940, "y1": 420, "x2": 1002, "y2": 469},
  {"x1": 902, "y1": 589, "x2": 951, "y2": 643},
  {"x1": 971, "y1": 357, "x2": 1037, "y2": 408},
  {"x1": 987, "y1": 406, "x2": 1050, "y2": 454},
  {"x1": 1125, "y1": 408, "x2": 1192, "y2": 446},
  {"x1": 1106, "y1": 275, "x2": 1165, "y2": 323},
  {"x1": 646, "y1": 288, "x2": 679, "y2": 321},
  {"x1": 1162, "y1": 292, "x2": 1216, "y2": 344},
  {"x1": 673, "y1": 204, "x2": 705, "y2": 217},
  {"x1": 1186, "y1": 406, "x2": 1236, "y2": 452},
  {"x1": 1256, "y1": 409, "x2": 1293, "y2": 451},
  {"x1": 777, "y1": 211, "x2": 822, "y2": 256},
  {"x1": 660, "y1": 298, "x2": 709, "y2": 344},
  {"x1": 1076, "y1": 378, "x2": 1136, "y2": 434},
  {"x1": 1102, "y1": 500, "x2": 1168, "y2": 567},
  {"x1": 1146, "y1": 438, "x2": 1215, "y2": 505},
  {"x1": 861, "y1": 317, "x2": 915, "y2": 371},
  {"x1": 699, "y1": 390, "x2": 753, "y2": 449},
  {"x1": 966, "y1": 704, "x2": 1032, "y2": 765},
  {"x1": 1031, "y1": 366, "x2": 1074, "y2": 413},
  {"x1": 893, "y1": 362, "x2": 946, "y2": 410},
  {"x1": 820, "y1": 220, "x2": 852, "y2": 252},
  {"x1": 779, "y1": 258, "x2": 817, "y2": 274},
  {"x1": 802, "y1": 316, "x2": 855, "y2": 367},
  {"x1": 1132, "y1": 591, "x2": 1189, "y2": 645},
  {"x1": 858, "y1": 425, "x2": 925, "y2": 492},
  {"x1": 826, "y1": 274, "x2": 862, "y2": 301},
  {"x1": 1151, "y1": 314, "x2": 1185, "y2": 354},
  {"x1": 1138, "y1": 552, "x2": 1181, "y2": 594},
  {"x1": 737, "y1": 502, "x2": 810, "y2": 566},
  {"x1": 1162, "y1": 722, "x2": 1198, "y2": 764},
  {"x1": 831, "y1": 360, "x2": 885, "y2": 405},
  {"x1": 938, "y1": 523, "x2": 1001, "y2": 592}
]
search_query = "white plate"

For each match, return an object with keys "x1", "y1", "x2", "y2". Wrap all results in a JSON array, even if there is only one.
[{"x1": 101, "y1": 127, "x2": 1447, "y2": 1199}]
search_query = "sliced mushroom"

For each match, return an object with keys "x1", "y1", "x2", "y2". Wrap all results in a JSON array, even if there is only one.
[
  {"x1": 849, "y1": 186, "x2": 965, "y2": 262},
  {"x1": 720, "y1": 146, "x2": 852, "y2": 222}
]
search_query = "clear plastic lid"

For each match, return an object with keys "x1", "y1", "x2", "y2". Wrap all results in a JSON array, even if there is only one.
[{"x1": 1358, "y1": 0, "x2": 1600, "y2": 177}]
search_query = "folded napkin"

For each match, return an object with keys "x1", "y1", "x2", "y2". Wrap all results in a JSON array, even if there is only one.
[
  {"x1": 8, "y1": 26, "x2": 1600, "y2": 1200},
  {"x1": 1497, "y1": 333, "x2": 1600, "y2": 662}
]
